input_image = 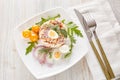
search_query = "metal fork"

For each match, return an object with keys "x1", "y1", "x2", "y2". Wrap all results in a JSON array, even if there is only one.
[{"x1": 83, "y1": 13, "x2": 115, "y2": 79}]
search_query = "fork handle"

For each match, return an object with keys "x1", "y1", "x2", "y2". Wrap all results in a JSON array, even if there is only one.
[
  {"x1": 90, "y1": 41, "x2": 111, "y2": 80},
  {"x1": 93, "y1": 31, "x2": 115, "y2": 79}
]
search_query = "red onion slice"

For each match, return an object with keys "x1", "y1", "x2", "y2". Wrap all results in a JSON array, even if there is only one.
[
  {"x1": 32, "y1": 45, "x2": 45, "y2": 60},
  {"x1": 32, "y1": 45, "x2": 54, "y2": 67}
]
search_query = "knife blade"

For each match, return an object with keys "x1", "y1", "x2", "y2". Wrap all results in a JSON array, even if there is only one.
[{"x1": 74, "y1": 9, "x2": 92, "y2": 41}]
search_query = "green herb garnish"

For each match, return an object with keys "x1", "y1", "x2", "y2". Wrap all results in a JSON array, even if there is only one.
[
  {"x1": 64, "y1": 52, "x2": 71, "y2": 58},
  {"x1": 25, "y1": 42, "x2": 37, "y2": 55},
  {"x1": 49, "y1": 52, "x2": 52, "y2": 58},
  {"x1": 52, "y1": 25, "x2": 60, "y2": 34},
  {"x1": 35, "y1": 14, "x2": 60, "y2": 26},
  {"x1": 52, "y1": 25, "x2": 67, "y2": 38},
  {"x1": 28, "y1": 27, "x2": 32, "y2": 30},
  {"x1": 39, "y1": 48, "x2": 51, "y2": 53},
  {"x1": 64, "y1": 21, "x2": 83, "y2": 58},
  {"x1": 60, "y1": 29, "x2": 67, "y2": 38},
  {"x1": 39, "y1": 48, "x2": 52, "y2": 58},
  {"x1": 61, "y1": 19, "x2": 65, "y2": 23}
]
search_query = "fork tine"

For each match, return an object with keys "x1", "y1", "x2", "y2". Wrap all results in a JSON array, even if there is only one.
[{"x1": 83, "y1": 13, "x2": 96, "y2": 28}]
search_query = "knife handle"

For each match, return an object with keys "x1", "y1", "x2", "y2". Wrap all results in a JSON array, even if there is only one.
[
  {"x1": 90, "y1": 41, "x2": 111, "y2": 80},
  {"x1": 93, "y1": 31, "x2": 115, "y2": 79}
]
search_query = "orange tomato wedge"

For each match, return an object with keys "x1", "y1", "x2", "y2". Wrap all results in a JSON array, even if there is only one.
[
  {"x1": 32, "y1": 25, "x2": 40, "y2": 33},
  {"x1": 22, "y1": 30, "x2": 31, "y2": 38},
  {"x1": 29, "y1": 32, "x2": 39, "y2": 42}
]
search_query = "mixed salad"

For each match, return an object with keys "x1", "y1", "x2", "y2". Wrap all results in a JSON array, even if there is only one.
[{"x1": 22, "y1": 14, "x2": 83, "y2": 67}]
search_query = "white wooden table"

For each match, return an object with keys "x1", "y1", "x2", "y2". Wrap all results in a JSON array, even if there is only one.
[{"x1": 0, "y1": 0, "x2": 120, "y2": 80}]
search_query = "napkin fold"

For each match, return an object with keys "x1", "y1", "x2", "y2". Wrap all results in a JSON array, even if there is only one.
[{"x1": 69, "y1": 0, "x2": 120, "y2": 80}]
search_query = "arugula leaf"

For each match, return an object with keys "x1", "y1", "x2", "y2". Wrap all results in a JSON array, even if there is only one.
[
  {"x1": 35, "y1": 18, "x2": 47, "y2": 26},
  {"x1": 60, "y1": 29, "x2": 67, "y2": 38},
  {"x1": 25, "y1": 42, "x2": 36, "y2": 55},
  {"x1": 67, "y1": 22, "x2": 83, "y2": 37},
  {"x1": 39, "y1": 48, "x2": 51, "y2": 54},
  {"x1": 52, "y1": 25, "x2": 60, "y2": 34},
  {"x1": 39, "y1": 48, "x2": 52, "y2": 58},
  {"x1": 52, "y1": 27, "x2": 58, "y2": 31},
  {"x1": 35, "y1": 14, "x2": 60, "y2": 26},
  {"x1": 70, "y1": 26, "x2": 83, "y2": 37},
  {"x1": 49, "y1": 52, "x2": 52, "y2": 58},
  {"x1": 64, "y1": 53, "x2": 71, "y2": 58},
  {"x1": 67, "y1": 21, "x2": 73, "y2": 25},
  {"x1": 69, "y1": 35, "x2": 76, "y2": 43},
  {"x1": 61, "y1": 19, "x2": 65, "y2": 23},
  {"x1": 28, "y1": 27, "x2": 32, "y2": 30},
  {"x1": 74, "y1": 29, "x2": 83, "y2": 37},
  {"x1": 64, "y1": 21, "x2": 83, "y2": 58},
  {"x1": 48, "y1": 14, "x2": 60, "y2": 20},
  {"x1": 52, "y1": 25, "x2": 67, "y2": 38},
  {"x1": 28, "y1": 41, "x2": 38, "y2": 44}
]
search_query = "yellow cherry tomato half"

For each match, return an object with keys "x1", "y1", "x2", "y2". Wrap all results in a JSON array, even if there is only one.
[
  {"x1": 32, "y1": 25, "x2": 40, "y2": 33},
  {"x1": 29, "y1": 32, "x2": 39, "y2": 42},
  {"x1": 22, "y1": 30, "x2": 31, "y2": 38}
]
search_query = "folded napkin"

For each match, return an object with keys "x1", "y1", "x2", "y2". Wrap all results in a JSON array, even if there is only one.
[{"x1": 68, "y1": 0, "x2": 120, "y2": 80}]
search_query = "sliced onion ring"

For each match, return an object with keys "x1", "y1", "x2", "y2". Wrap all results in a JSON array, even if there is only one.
[
  {"x1": 32, "y1": 45, "x2": 53, "y2": 67},
  {"x1": 32, "y1": 45, "x2": 46, "y2": 60}
]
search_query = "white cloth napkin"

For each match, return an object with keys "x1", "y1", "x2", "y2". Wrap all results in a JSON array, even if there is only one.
[{"x1": 68, "y1": 0, "x2": 120, "y2": 80}]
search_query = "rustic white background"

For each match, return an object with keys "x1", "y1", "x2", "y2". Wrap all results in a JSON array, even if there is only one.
[{"x1": 0, "y1": 0, "x2": 120, "y2": 80}]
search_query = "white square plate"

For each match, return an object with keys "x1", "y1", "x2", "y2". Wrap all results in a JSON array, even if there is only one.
[{"x1": 14, "y1": 7, "x2": 88, "y2": 79}]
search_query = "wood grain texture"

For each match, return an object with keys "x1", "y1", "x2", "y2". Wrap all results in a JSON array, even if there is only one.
[{"x1": 0, "y1": 0, "x2": 118, "y2": 80}]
